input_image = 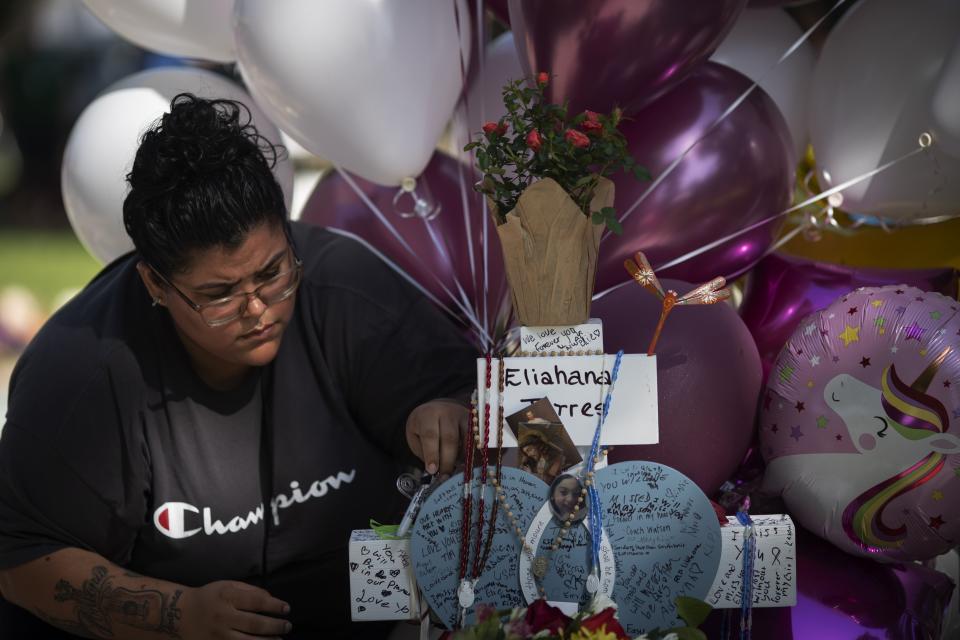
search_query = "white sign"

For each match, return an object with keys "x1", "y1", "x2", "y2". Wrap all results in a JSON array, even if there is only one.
[
  {"x1": 519, "y1": 319, "x2": 603, "y2": 354},
  {"x1": 706, "y1": 515, "x2": 797, "y2": 609},
  {"x1": 477, "y1": 354, "x2": 658, "y2": 447},
  {"x1": 348, "y1": 530, "x2": 419, "y2": 621}
]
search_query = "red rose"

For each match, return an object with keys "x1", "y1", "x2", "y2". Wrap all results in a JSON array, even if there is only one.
[
  {"x1": 526, "y1": 129, "x2": 543, "y2": 151},
  {"x1": 482, "y1": 121, "x2": 499, "y2": 134},
  {"x1": 537, "y1": 71, "x2": 549, "y2": 85},
  {"x1": 581, "y1": 111, "x2": 603, "y2": 133},
  {"x1": 580, "y1": 608, "x2": 630, "y2": 639},
  {"x1": 564, "y1": 129, "x2": 590, "y2": 148},
  {"x1": 581, "y1": 119, "x2": 603, "y2": 133},
  {"x1": 497, "y1": 122, "x2": 508, "y2": 135},
  {"x1": 524, "y1": 598, "x2": 570, "y2": 634}
]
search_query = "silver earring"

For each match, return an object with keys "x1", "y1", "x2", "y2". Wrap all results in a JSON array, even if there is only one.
[{"x1": 152, "y1": 297, "x2": 162, "y2": 307}]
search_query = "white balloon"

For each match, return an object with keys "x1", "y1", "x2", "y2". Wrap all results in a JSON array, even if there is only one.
[
  {"x1": 451, "y1": 32, "x2": 525, "y2": 150},
  {"x1": 234, "y1": 0, "x2": 470, "y2": 187},
  {"x1": 82, "y1": 0, "x2": 236, "y2": 62},
  {"x1": 711, "y1": 8, "x2": 815, "y2": 163},
  {"x1": 808, "y1": 0, "x2": 960, "y2": 222},
  {"x1": 62, "y1": 67, "x2": 294, "y2": 264}
]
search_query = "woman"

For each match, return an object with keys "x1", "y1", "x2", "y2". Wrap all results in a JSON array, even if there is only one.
[
  {"x1": 0, "y1": 95, "x2": 475, "y2": 638},
  {"x1": 517, "y1": 430, "x2": 564, "y2": 484}
]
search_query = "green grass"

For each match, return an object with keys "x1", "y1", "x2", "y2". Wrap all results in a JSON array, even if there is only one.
[{"x1": 0, "y1": 229, "x2": 102, "y2": 310}]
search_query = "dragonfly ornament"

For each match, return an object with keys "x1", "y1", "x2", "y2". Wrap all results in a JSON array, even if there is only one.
[{"x1": 623, "y1": 251, "x2": 731, "y2": 355}]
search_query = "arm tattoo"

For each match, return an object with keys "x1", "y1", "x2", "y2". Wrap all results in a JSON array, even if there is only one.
[{"x1": 48, "y1": 566, "x2": 182, "y2": 638}]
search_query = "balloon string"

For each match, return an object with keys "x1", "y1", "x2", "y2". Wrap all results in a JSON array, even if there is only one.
[
  {"x1": 420, "y1": 217, "x2": 486, "y2": 338},
  {"x1": 475, "y1": 0, "x2": 492, "y2": 343},
  {"x1": 324, "y1": 228, "x2": 457, "y2": 318},
  {"x1": 453, "y1": 0, "x2": 481, "y2": 319},
  {"x1": 336, "y1": 166, "x2": 493, "y2": 347},
  {"x1": 592, "y1": 140, "x2": 929, "y2": 301},
  {"x1": 455, "y1": 138, "x2": 479, "y2": 302},
  {"x1": 454, "y1": 0, "x2": 496, "y2": 343},
  {"x1": 606, "y1": 0, "x2": 851, "y2": 239}
]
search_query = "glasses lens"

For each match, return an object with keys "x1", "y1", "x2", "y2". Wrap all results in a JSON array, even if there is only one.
[
  {"x1": 259, "y1": 267, "x2": 301, "y2": 305},
  {"x1": 200, "y1": 298, "x2": 244, "y2": 326},
  {"x1": 198, "y1": 264, "x2": 301, "y2": 327}
]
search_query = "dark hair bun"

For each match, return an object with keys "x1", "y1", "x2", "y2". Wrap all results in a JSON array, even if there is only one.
[
  {"x1": 129, "y1": 93, "x2": 279, "y2": 192},
  {"x1": 123, "y1": 93, "x2": 288, "y2": 275}
]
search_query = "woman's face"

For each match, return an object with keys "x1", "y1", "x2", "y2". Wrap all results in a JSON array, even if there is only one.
[
  {"x1": 552, "y1": 477, "x2": 580, "y2": 517},
  {"x1": 522, "y1": 444, "x2": 540, "y2": 457},
  {"x1": 140, "y1": 222, "x2": 297, "y2": 387}
]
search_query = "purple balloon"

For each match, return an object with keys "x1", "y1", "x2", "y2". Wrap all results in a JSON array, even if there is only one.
[
  {"x1": 509, "y1": 0, "x2": 747, "y2": 115},
  {"x1": 595, "y1": 62, "x2": 794, "y2": 292},
  {"x1": 301, "y1": 153, "x2": 509, "y2": 337},
  {"x1": 485, "y1": 0, "x2": 510, "y2": 25},
  {"x1": 703, "y1": 527, "x2": 954, "y2": 639},
  {"x1": 741, "y1": 253, "x2": 959, "y2": 381},
  {"x1": 593, "y1": 278, "x2": 761, "y2": 494}
]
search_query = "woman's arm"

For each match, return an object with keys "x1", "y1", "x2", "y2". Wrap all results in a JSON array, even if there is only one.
[{"x1": 0, "y1": 547, "x2": 291, "y2": 639}]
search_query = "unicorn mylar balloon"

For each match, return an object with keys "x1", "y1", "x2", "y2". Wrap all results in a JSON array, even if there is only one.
[{"x1": 761, "y1": 285, "x2": 960, "y2": 562}]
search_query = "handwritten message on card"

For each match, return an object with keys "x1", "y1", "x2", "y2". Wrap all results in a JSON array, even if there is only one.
[
  {"x1": 348, "y1": 530, "x2": 419, "y2": 621},
  {"x1": 705, "y1": 515, "x2": 797, "y2": 609},
  {"x1": 519, "y1": 321, "x2": 603, "y2": 354},
  {"x1": 477, "y1": 355, "x2": 658, "y2": 446},
  {"x1": 598, "y1": 462, "x2": 721, "y2": 635},
  {"x1": 410, "y1": 468, "x2": 549, "y2": 629},
  {"x1": 528, "y1": 462, "x2": 720, "y2": 636}
]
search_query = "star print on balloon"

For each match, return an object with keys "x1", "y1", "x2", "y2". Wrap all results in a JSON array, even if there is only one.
[
  {"x1": 760, "y1": 285, "x2": 960, "y2": 563},
  {"x1": 839, "y1": 325, "x2": 860, "y2": 347}
]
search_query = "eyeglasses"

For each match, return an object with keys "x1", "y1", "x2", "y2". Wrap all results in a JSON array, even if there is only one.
[{"x1": 151, "y1": 251, "x2": 303, "y2": 327}]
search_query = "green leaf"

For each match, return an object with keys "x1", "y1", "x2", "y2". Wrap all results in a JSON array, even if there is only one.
[
  {"x1": 599, "y1": 206, "x2": 616, "y2": 217},
  {"x1": 675, "y1": 596, "x2": 712, "y2": 629},
  {"x1": 591, "y1": 211, "x2": 605, "y2": 225},
  {"x1": 605, "y1": 216, "x2": 623, "y2": 235},
  {"x1": 633, "y1": 165, "x2": 652, "y2": 181}
]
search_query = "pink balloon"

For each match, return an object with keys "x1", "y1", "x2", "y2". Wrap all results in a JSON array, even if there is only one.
[
  {"x1": 509, "y1": 0, "x2": 747, "y2": 115},
  {"x1": 595, "y1": 62, "x2": 794, "y2": 292},
  {"x1": 761, "y1": 285, "x2": 960, "y2": 561},
  {"x1": 740, "y1": 253, "x2": 959, "y2": 381},
  {"x1": 702, "y1": 526, "x2": 955, "y2": 639},
  {"x1": 594, "y1": 278, "x2": 762, "y2": 494},
  {"x1": 300, "y1": 153, "x2": 509, "y2": 339}
]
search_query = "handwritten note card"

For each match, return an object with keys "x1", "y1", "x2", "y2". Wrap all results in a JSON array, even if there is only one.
[
  {"x1": 592, "y1": 462, "x2": 722, "y2": 635},
  {"x1": 705, "y1": 515, "x2": 797, "y2": 609},
  {"x1": 519, "y1": 320, "x2": 603, "y2": 354},
  {"x1": 477, "y1": 354, "x2": 658, "y2": 447},
  {"x1": 348, "y1": 530, "x2": 419, "y2": 621},
  {"x1": 410, "y1": 468, "x2": 549, "y2": 629}
]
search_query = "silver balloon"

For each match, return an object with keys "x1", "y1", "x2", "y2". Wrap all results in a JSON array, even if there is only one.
[
  {"x1": 711, "y1": 8, "x2": 815, "y2": 163},
  {"x1": 809, "y1": 0, "x2": 960, "y2": 222}
]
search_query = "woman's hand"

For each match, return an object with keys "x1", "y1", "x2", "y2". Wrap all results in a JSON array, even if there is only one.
[
  {"x1": 180, "y1": 581, "x2": 291, "y2": 639},
  {"x1": 405, "y1": 399, "x2": 470, "y2": 475}
]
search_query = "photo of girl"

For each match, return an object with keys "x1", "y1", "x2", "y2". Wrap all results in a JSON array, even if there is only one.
[{"x1": 549, "y1": 474, "x2": 587, "y2": 523}]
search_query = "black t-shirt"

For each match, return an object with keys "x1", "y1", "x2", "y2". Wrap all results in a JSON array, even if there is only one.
[{"x1": 0, "y1": 223, "x2": 476, "y2": 637}]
